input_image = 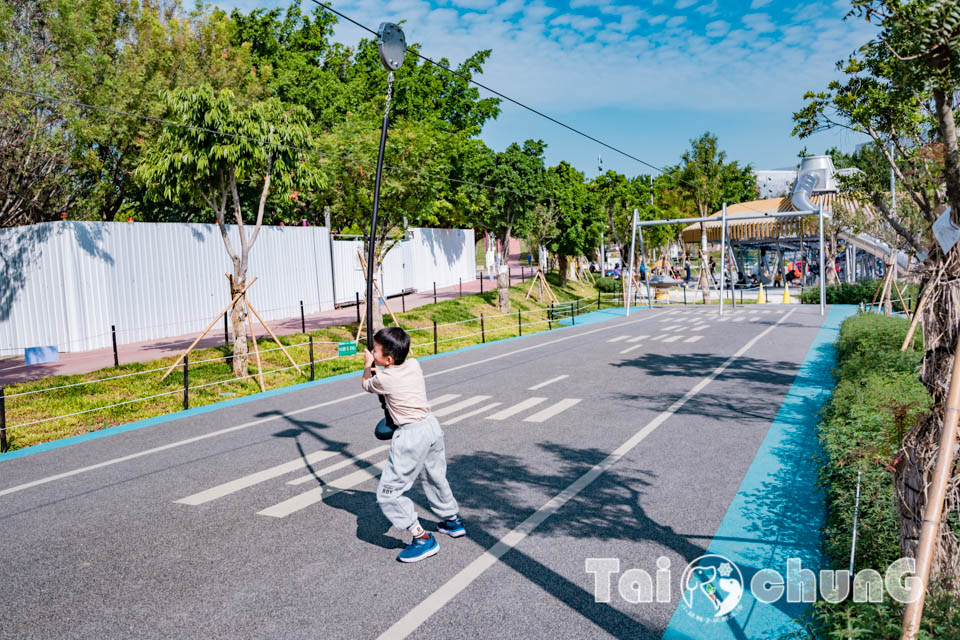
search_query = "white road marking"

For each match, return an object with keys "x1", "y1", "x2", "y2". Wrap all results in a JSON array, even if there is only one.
[
  {"x1": 431, "y1": 396, "x2": 491, "y2": 418},
  {"x1": 619, "y1": 344, "x2": 644, "y2": 354},
  {"x1": 523, "y1": 399, "x2": 582, "y2": 423},
  {"x1": 691, "y1": 325, "x2": 709, "y2": 332},
  {"x1": 258, "y1": 460, "x2": 388, "y2": 518},
  {"x1": 486, "y1": 398, "x2": 547, "y2": 421},
  {"x1": 732, "y1": 317, "x2": 745, "y2": 322},
  {"x1": 685, "y1": 335, "x2": 704, "y2": 343},
  {"x1": 443, "y1": 402, "x2": 502, "y2": 425},
  {"x1": 0, "y1": 310, "x2": 672, "y2": 498},
  {"x1": 287, "y1": 445, "x2": 391, "y2": 486},
  {"x1": 176, "y1": 449, "x2": 340, "y2": 506},
  {"x1": 377, "y1": 307, "x2": 799, "y2": 640},
  {"x1": 429, "y1": 394, "x2": 461, "y2": 407},
  {"x1": 661, "y1": 335, "x2": 682, "y2": 343},
  {"x1": 650, "y1": 334, "x2": 669, "y2": 341},
  {"x1": 528, "y1": 375, "x2": 568, "y2": 391},
  {"x1": 627, "y1": 335, "x2": 649, "y2": 343},
  {"x1": 607, "y1": 335, "x2": 630, "y2": 343}
]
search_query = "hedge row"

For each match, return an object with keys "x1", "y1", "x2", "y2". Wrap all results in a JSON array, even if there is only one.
[
  {"x1": 799, "y1": 279, "x2": 919, "y2": 312},
  {"x1": 789, "y1": 313, "x2": 959, "y2": 639}
]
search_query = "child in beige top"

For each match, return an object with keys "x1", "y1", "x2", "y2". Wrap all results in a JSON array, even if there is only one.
[{"x1": 362, "y1": 327, "x2": 465, "y2": 562}]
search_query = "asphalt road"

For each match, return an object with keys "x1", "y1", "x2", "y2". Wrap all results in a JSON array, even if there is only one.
[{"x1": 0, "y1": 304, "x2": 828, "y2": 640}]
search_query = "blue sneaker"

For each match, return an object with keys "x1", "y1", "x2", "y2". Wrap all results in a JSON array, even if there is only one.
[
  {"x1": 397, "y1": 534, "x2": 439, "y2": 563},
  {"x1": 436, "y1": 515, "x2": 466, "y2": 538}
]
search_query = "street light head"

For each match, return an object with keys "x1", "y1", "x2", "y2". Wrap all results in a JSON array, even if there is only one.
[{"x1": 377, "y1": 22, "x2": 406, "y2": 70}]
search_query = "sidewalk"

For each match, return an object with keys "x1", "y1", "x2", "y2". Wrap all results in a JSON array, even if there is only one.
[{"x1": 0, "y1": 268, "x2": 544, "y2": 386}]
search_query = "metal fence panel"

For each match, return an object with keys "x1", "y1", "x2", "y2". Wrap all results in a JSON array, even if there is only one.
[{"x1": 0, "y1": 222, "x2": 474, "y2": 356}]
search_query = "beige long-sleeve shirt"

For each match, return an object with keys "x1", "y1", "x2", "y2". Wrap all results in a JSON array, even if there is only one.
[{"x1": 361, "y1": 358, "x2": 430, "y2": 425}]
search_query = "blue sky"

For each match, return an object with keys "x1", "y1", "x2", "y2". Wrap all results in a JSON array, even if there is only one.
[{"x1": 211, "y1": 0, "x2": 875, "y2": 179}]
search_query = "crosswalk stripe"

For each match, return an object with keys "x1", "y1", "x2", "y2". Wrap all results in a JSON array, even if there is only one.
[
  {"x1": 287, "y1": 445, "x2": 391, "y2": 486},
  {"x1": 429, "y1": 394, "x2": 461, "y2": 408},
  {"x1": 175, "y1": 449, "x2": 339, "y2": 506},
  {"x1": 523, "y1": 399, "x2": 582, "y2": 423},
  {"x1": 620, "y1": 344, "x2": 644, "y2": 354},
  {"x1": 650, "y1": 334, "x2": 669, "y2": 341},
  {"x1": 607, "y1": 335, "x2": 630, "y2": 342},
  {"x1": 691, "y1": 325, "x2": 708, "y2": 331},
  {"x1": 662, "y1": 335, "x2": 682, "y2": 343},
  {"x1": 685, "y1": 335, "x2": 704, "y2": 343},
  {"x1": 258, "y1": 460, "x2": 388, "y2": 518},
  {"x1": 432, "y1": 396, "x2": 491, "y2": 417},
  {"x1": 529, "y1": 375, "x2": 568, "y2": 390},
  {"x1": 444, "y1": 402, "x2": 502, "y2": 425},
  {"x1": 627, "y1": 335, "x2": 649, "y2": 343},
  {"x1": 732, "y1": 317, "x2": 745, "y2": 322},
  {"x1": 487, "y1": 397, "x2": 547, "y2": 420}
]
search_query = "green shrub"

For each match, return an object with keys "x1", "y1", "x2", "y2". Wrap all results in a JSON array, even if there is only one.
[
  {"x1": 595, "y1": 276, "x2": 618, "y2": 293},
  {"x1": 800, "y1": 280, "x2": 919, "y2": 312},
  {"x1": 784, "y1": 313, "x2": 959, "y2": 640}
]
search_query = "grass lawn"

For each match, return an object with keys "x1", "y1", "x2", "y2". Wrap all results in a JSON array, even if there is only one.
[{"x1": 3, "y1": 273, "x2": 613, "y2": 453}]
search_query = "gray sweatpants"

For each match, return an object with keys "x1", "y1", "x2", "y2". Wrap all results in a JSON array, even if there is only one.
[{"x1": 377, "y1": 413, "x2": 459, "y2": 530}]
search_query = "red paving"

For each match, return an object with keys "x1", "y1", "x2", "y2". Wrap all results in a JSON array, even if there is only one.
[{"x1": 0, "y1": 259, "x2": 540, "y2": 386}]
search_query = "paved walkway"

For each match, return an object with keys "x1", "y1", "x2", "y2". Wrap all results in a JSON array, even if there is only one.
[{"x1": 0, "y1": 266, "x2": 544, "y2": 386}]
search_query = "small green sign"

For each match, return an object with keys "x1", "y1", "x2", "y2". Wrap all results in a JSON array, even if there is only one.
[{"x1": 338, "y1": 341, "x2": 357, "y2": 357}]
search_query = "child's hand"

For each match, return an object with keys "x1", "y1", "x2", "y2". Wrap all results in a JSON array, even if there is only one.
[{"x1": 363, "y1": 349, "x2": 375, "y2": 368}]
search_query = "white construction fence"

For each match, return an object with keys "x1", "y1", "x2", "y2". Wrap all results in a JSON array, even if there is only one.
[{"x1": 0, "y1": 222, "x2": 475, "y2": 354}]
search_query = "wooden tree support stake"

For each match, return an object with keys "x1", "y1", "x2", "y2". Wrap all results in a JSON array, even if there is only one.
[
  {"x1": 160, "y1": 277, "x2": 258, "y2": 381},
  {"x1": 357, "y1": 250, "x2": 400, "y2": 326}
]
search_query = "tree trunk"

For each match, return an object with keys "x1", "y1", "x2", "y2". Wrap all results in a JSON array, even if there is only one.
[
  {"x1": 558, "y1": 255, "x2": 569, "y2": 286},
  {"x1": 698, "y1": 223, "x2": 710, "y2": 301},
  {"x1": 229, "y1": 276, "x2": 249, "y2": 378},
  {"x1": 496, "y1": 267, "x2": 510, "y2": 312},
  {"x1": 894, "y1": 88, "x2": 960, "y2": 586}
]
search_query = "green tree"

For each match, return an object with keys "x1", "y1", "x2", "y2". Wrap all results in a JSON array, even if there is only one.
[
  {"x1": 136, "y1": 86, "x2": 324, "y2": 376},
  {"x1": 794, "y1": 0, "x2": 960, "y2": 587},
  {"x1": 546, "y1": 161, "x2": 600, "y2": 285},
  {"x1": 677, "y1": 133, "x2": 755, "y2": 298},
  {"x1": 483, "y1": 140, "x2": 548, "y2": 311}
]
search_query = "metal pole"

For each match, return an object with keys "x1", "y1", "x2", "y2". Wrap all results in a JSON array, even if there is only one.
[
  {"x1": 518, "y1": 309, "x2": 522, "y2": 336},
  {"x1": 367, "y1": 65, "x2": 399, "y2": 430},
  {"x1": 112, "y1": 325, "x2": 119, "y2": 367},
  {"x1": 183, "y1": 355, "x2": 189, "y2": 410},
  {"x1": 433, "y1": 281, "x2": 437, "y2": 305},
  {"x1": 720, "y1": 203, "x2": 726, "y2": 317},
  {"x1": 0, "y1": 386, "x2": 7, "y2": 453},
  {"x1": 481, "y1": 314, "x2": 485, "y2": 342},
  {"x1": 549, "y1": 303, "x2": 553, "y2": 330},
  {"x1": 626, "y1": 209, "x2": 638, "y2": 316},
  {"x1": 309, "y1": 336, "x2": 315, "y2": 381},
  {"x1": 818, "y1": 206, "x2": 826, "y2": 316},
  {"x1": 300, "y1": 300, "x2": 305, "y2": 333},
  {"x1": 355, "y1": 292, "x2": 360, "y2": 324},
  {"x1": 224, "y1": 312, "x2": 229, "y2": 345},
  {"x1": 459, "y1": 277, "x2": 462, "y2": 297},
  {"x1": 401, "y1": 291, "x2": 405, "y2": 313},
  {"x1": 433, "y1": 321, "x2": 438, "y2": 354},
  {"x1": 325, "y1": 206, "x2": 337, "y2": 307}
]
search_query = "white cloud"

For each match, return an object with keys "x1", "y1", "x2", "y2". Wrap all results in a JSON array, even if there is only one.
[
  {"x1": 666, "y1": 16, "x2": 687, "y2": 28},
  {"x1": 674, "y1": 0, "x2": 698, "y2": 8},
  {"x1": 742, "y1": 12, "x2": 777, "y2": 33},
  {"x1": 448, "y1": 0, "x2": 498, "y2": 9},
  {"x1": 750, "y1": 0, "x2": 772, "y2": 7},
  {"x1": 695, "y1": 0, "x2": 718, "y2": 16},
  {"x1": 705, "y1": 20, "x2": 729, "y2": 38}
]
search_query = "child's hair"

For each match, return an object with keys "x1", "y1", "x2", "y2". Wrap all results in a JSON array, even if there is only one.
[{"x1": 374, "y1": 326, "x2": 410, "y2": 364}]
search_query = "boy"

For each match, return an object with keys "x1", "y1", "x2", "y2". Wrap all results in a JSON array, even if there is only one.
[{"x1": 362, "y1": 326, "x2": 465, "y2": 563}]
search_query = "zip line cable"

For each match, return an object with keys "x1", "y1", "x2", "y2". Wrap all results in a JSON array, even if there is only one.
[
  {"x1": 3, "y1": 3, "x2": 794, "y2": 222},
  {"x1": 307, "y1": 0, "x2": 790, "y2": 220},
  {"x1": 0, "y1": 86, "x2": 650, "y2": 216}
]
